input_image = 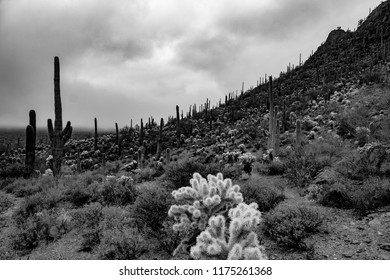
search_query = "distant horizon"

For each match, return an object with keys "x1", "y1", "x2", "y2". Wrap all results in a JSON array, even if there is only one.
[{"x1": 0, "y1": 125, "x2": 118, "y2": 133}]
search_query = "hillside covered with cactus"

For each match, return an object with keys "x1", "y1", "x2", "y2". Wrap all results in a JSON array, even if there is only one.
[{"x1": 1, "y1": 0, "x2": 390, "y2": 260}]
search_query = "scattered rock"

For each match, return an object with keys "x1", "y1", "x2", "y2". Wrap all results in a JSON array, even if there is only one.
[
  {"x1": 368, "y1": 218, "x2": 381, "y2": 229},
  {"x1": 356, "y1": 248, "x2": 366, "y2": 253},
  {"x1": 379, "y1": 244, "x2": 390, "y2": 251},
  {"x1": 342, "y1": 252, "x2": 354, "y2": 258}
]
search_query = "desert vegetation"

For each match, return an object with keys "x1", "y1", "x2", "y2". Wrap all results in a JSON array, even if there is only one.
[{"x1": 1, "y1": 0, "x2": 390, "y2": 260}]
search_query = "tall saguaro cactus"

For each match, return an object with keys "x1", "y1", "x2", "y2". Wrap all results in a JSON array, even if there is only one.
[
  {"x1": 267, "y1": 76, "x2": 275, "y2": 150},
  {"x1": 296, "y1": 119, "x2": 302, "y2": 150},
  {"x1": 47, "y1": 56, "x2": 73, "y2": 176},
  {"x1": 156, "y1": 118, "x2": 164, "y2": 160},
  {"x1": 24, "y1": 125, "x2": 35, "y2": 177},
  {"x1": 176, "y1": 105, "x2": 181, "y2": 148},
  {"x1": 29, "y1": 110, "x2": 36, "y2": 148},
  {"x1": 94, "y1": 117, "x2": 98, "y2": 151}
]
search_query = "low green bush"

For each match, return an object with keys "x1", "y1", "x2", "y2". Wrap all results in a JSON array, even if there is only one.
[
  {"x1": 285, "y1": 151, "x2": 329, "y2": 189},
  {"x1": 263, "y1": 205, "x2": 324, "y2": 249},
  {"x1": 0, "y1": 192, "x2": 14, "y2": 213},
  {"x1": 240, "y1": 175, "x2": 285, "y2": 212},
  {"x1": 98, "y1": 228, "x2": 149, "y2": 260},
  {"x1": 318, "y1": 183, "x2": 354, "y2": 209},
  {"x1": 351, "y1": 177, "x2": 390, "y2": 215},
  {"x1": 130, "y1": 183, "x2": 173, "y2": 232}
]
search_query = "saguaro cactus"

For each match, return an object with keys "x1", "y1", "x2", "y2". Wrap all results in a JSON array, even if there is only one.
[
  {"x1": 156, "y1": 118, "x2": 164, "y2": 160},
  {"x1": 176, "y1": 105, "x2": 181, "y2": 148},
  {"x1": 24, "y1": 125, "x2": 35, "y2": 177},
  {"x1": 77, "y1": 146, "x2": 81, "y2": 173},
  {"x1": 296, "y1": 119, "x2": 302, "y2": 149},
  {"x1": 47, "y1": 56, "x2": 73, "y2": 176},
  {"x1": 29, "y1": 110, "x2": 36, "y2": 148},
  {"x1": 94, "y1": 117, "x2": 98, "y2": 151},
  {"x1": 165, "y1": 148, "x2": 171, "y2": 165},
  {"x1": 115, "y1": 122, "x2": 121, "y2": 156},
  {"x1": 282, "y1": 99, "x2": 287, "y2": 132},
  {"x1": 268, "y1": 76, "x2": 274, "y2": 150},
  {"x1": 139, "y1": 119, "x2": 144, "y2": 146}
]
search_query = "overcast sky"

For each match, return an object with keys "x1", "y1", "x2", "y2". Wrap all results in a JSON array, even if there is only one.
[{"x1": 0, "y1": 0, "x2": 380, "y2": 130}]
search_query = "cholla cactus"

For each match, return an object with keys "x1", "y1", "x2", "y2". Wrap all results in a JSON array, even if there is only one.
[
  {"x1": 168, "y1": 172, "x2": 243, "y2": 255},
  {"x1": 222, "y1": 151, "x2": 241, "y2": 164},
  {"x1": 238, "y1": 152, "x2": 256, "y2": 175},
  {"x1": 190, "y1": 202, "x2": 267, "y2": 260}
]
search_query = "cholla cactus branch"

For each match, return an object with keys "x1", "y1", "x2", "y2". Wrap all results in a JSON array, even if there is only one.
[{"x1": 190, "y1": 202, "x2": 267, "y2": 260}]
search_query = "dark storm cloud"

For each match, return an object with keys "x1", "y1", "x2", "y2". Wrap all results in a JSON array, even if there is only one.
[
  {"x1": 216, "y1": 0, "x2": 361, "y2": 40},
  {"x1": 176, "y1": 33, "x2": 239, "y2": 72}
]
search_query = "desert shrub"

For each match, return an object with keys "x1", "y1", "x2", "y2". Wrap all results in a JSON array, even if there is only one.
[
  {"x1": 164, "y1": 159, "x2": 208, "y2": 188},
  {"x1": 138, "y1": 167, "x2": 157, "y2": 181},
  {"x1": 285, "y1": 151, "x2": 329, "y2": 189},
  {"x1": 3, "y1": 176, "x2": 55, "y2": 197},
  {"x1": 75, "y1": 204, "x2": 137, "y2": 253},
  {"x1": 81, "y1": 171, "x2": 105, "y2": 185},
  {"x1": 220, "y1": 164, "x2": 242, "y2": 180},
  {"x1": 240, "y1": 175, "x2": 285, "y2": 212},
  {"x1": 337, "y1": 143, "x2": 390, "y2": 179},
  {"x1": 64, "y1": 177, "x2": 103, "y2": 207},
  {"x1": 263, "y1": 205, "x2": 324, "y2": 249},
  {"x1": 337, "y1": 117, "x2": 355, "y2": 140},
  {"x1": 130, "y1": 183, "x2": 173, "y2": 232},
  {"x1": 69, "y1": 202, "x2": 103, "y2": 229},
  {"x1": 318, "y1": 183, "x2": 354, "y2": 209},
  {"x1": 79, "y1": 228, "x2": 101, "y2": 252},
  {"x1": 10, "y1": 208, "x2": 68, "y2": 254},
  {"x1": 0, "y1": 163, "x2": 24, "y2": 178},
  {"x1": 351, "y1": 177, "x2": 390, "y2": 214},
  {"x1": 156, "y1": 220, "x2": 186, "y2": 255},
  {"x1": 12, "y1": 188, "x2": 63, "y2": 226},
  {"x1": 0, "y1": 177, "x2": 15, "y2": 190},
  {"x1": 267, "y1": 160, "x2": 286, "y2": 175},
  {"x1": 98, "y1": 228, "x2": 149, "y2": 260},
  {"x1": 68, "y1": 189, "x2": 93, "y2": 207},
  {"x1": 100, "y1": 179, "x2": 137, "y2": 206},
  {"x1": 100, "y1": 206, "x2": 134, "y2": 231},
  {"x1": 0, "y1": 192, "x2": 14, "y2": 213},
  {"x1": 305, "y1": 136, "x2": 345, "y2": 163}
]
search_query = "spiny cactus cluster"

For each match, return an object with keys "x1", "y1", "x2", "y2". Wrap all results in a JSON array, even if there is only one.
[
  {"x1": 190, "y1": 202, "x2": 267, "y2": 260},
  {"x1": 168, "y1": 172, "x2": 243, "y2": 255}
]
